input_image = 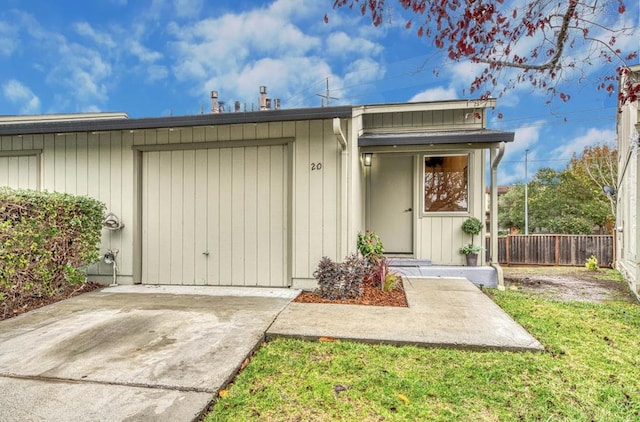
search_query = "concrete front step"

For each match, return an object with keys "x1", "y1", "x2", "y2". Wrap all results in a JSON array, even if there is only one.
[{"x1": 391, "y1": 265, "x2": 498, "y2": 288}]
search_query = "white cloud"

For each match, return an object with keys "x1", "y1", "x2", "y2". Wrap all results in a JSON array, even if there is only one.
[
  {"x1": 47, "y1": 42, "x2": 112, "y2": 103},
  {"x1": 409, "y1": 86, "x2": 457, "y2": 102},
  {"x1": 128, "y1": 40, "x2": 163, "y2": 63},
  {"x1": 167, "y1": 1, "x2": 384, "y2": 107},
  {"x1": 173, "y1": 0, "x2": 203, "y2": 19},
  {"x1": 0, "y1": 21, "x2": 19, "y2": 57},
  {"x1": 497, "y1": 122, "x2": 544, "y2": 184},
  {"x1": 551, "y1": 127, "x2": 616, "y2": 160},
  {"x1": 2, "y1": 80, "x2": 41, "y2": 114},
  {"x1": 74, "y1": 22, "x2": 117, "y2": 49},
  {"x1": 326, "y1": 32, "x2": 383, "y2": 57}
]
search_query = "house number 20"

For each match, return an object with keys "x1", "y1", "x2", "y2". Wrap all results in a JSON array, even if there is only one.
[{"x1": 311, "y1": 162, "x2": 323, "y2": 171}]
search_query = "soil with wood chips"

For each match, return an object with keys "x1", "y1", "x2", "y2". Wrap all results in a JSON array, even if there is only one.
[{"x1": 294, "y1": 277, "x2": 408, "y2": 307}]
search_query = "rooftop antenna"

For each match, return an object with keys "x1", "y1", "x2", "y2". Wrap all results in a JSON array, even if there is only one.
[{"x1": 316, "y1": 77, "x2": 339, "y2": 107}]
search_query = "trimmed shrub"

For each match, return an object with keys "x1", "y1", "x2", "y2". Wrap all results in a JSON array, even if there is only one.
[
  {"x1": 313, "y1": 254, "x2": 366, "y2": 300},
  {"x1": 0, "y1": 188, "x2": 105, "y2": 317}
]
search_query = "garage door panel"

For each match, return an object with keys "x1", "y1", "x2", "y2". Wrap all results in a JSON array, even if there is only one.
[
  {"x1": 143, "y1": 145, "x2": 288, "y2": 286},
  {"x1": 270, "y1": 145, "x2": 286, "y2": 285},
  {"x1": 243, "y1": 147, "x2": 258, "y2": 286},
  {"x1": 231, "y1": 147, "x2": 245, "y2": 284},
  {"x1": 206, "y1": 149, "x2": 221, "y2": 284},
  {"x1": 194, "y1": 151, "x2": 209, "y2": 285},
  {"x1": 142, "y1": 151, "x2": 160, "y2": 284},
  {"x1": 256, "y1": 146, "x2": 272, "y2": 285},
  {"x1": 157, "y1": 152, "x2": 173, "y2": 283},
  {"x1": 182, "y1": 150, "x2": 198, "y2": 285},
  {"x1": 170, "y1": 151, "x2": 184, "y2": 285},
  {"x1": 218, "y1": 148, "x2": 233, "y2": 284}
]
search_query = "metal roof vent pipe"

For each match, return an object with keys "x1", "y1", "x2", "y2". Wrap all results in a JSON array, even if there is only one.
[
  {"x1": 211, "y1": 91, "x2": 219, "y2": 114},
  {"x1": 260, "y1": 86, "x2": 268, "y2": 110},
  {"x1": 274, "y1": 98, "x2": 281, "y2": 110},
  {"x1": 234, "y1": 101, "x2": 241, "y2": 112},
  {"x1": 218, "y1": 101, "x2": 225, "y2": 113}
]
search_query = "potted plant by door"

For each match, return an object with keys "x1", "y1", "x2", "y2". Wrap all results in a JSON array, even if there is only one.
[{"x1": 459, "y1": 217, "x2": 483, "y2": 266}]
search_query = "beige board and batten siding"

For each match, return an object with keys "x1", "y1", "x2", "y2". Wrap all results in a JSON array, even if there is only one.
[
  {"x1": 360, "y1": 106, "x2": 487, "y2": 265},
  {"x1": 0, "y1": 132, "x2": 135, "y2": 283}
]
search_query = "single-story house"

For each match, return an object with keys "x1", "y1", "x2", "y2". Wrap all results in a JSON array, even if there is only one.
[
  {"x1": 616, "y1": 65, "x2": 640, "y2": 298},
  {"x1": 0, "y1": 98, "x2": 514, "y2": 289}
]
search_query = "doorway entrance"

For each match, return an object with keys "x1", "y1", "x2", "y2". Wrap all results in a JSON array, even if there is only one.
[{"x1": 368, "y1": 154, "x2": 413, "y2": 254}]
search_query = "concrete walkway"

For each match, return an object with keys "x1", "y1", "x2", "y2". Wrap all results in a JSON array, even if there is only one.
[
  {"x1": 0, "y1": 278, "x2": 542, "y2": 422},
  {"x1": 0, "y1": 286, "x2": 298, "y2": 422},
  {"x1": 268, "y1": 277, "x2": 544, "y2": 351}
]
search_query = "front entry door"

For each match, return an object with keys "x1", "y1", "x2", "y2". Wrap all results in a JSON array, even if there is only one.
[{"x1": 369, "y1": 154, "x2": 413, "y2": 254}]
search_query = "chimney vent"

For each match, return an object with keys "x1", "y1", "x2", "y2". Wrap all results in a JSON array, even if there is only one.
[
  {"x1": 234, "y1": 101, "x2": 241, "y2": 112},
  {"x1": 211, "y1": 90, "x2": 219, "y2": 114},
  {"x1": 274, "y1": 98, "x2": 281, "y2": 110},
  {"x1": 218, "y1": 101, "x2": 225, "y2": 113},
  {"x1": 260, "y1": 86, "x2": 268, "y2": 110}
]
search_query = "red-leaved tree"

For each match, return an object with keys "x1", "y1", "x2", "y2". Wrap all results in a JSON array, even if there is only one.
[{"x1": 327, "y1": 0, "x2": 639, "y2": 106}]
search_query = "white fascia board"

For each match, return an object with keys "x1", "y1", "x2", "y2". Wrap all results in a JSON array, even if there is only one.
[{"x1": 354, "y1": 99, "x2": 497, "y2": 115}]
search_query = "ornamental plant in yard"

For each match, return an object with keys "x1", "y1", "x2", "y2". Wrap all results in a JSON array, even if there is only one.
[
  {"x1": 367, "y1": 256, "x2": 402, "y2": 292},
  {"x1": 0, "y1": 188, "x2": 105, "y2": 318},
  {"x1": 585, "y1": 254, "x2": 599, "y2": 270},
  {"x1": 460, "y1": 217, "x2": 483, "y2": 255},
  {"x1": 357, "y1": 230, "x2": 384, "y2": 262},
  {"x1": 313, "y1": 254, "x2": 367, "y2": 300}
]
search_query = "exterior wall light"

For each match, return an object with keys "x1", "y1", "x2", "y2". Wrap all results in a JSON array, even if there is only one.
[{"x1": 363, "y1": 153, "x2": 373, "y2": 167}]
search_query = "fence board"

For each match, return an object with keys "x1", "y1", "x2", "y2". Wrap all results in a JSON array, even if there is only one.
[{"x1": 486, "y1": 235, "x2": 614, "y2": 267}]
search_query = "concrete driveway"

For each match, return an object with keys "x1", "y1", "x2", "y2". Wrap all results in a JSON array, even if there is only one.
[{"x1": 0, "y1": 285, "x2": 298, "y2": 422}]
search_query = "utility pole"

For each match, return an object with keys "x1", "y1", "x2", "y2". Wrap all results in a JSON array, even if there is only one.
[{"x1": 524, "y1": 149, "x2": 529, "y2": 235}]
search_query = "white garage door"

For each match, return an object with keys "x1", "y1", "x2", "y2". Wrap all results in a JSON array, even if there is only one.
[{"x1": 142, "y1": 145, "x2": 288, "y2": 286}]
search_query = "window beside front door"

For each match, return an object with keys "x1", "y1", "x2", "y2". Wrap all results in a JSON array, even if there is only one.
[{"x1": 423, "y1": 154, "x2": 469, "y2": 212}]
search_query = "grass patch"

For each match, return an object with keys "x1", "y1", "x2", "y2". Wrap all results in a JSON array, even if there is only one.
[{"x1": 206, "y1": 291, "x2": 640, "y2": 421}]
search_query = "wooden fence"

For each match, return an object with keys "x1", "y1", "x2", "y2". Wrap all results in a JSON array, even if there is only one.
[{"x1": 486, "y1": 235, "x2": 614, "y2": 267}]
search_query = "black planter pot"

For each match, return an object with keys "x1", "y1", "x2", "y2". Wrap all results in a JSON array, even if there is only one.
[{"x1": 465, "y1": 253, "x2": 478, "y2": 266}]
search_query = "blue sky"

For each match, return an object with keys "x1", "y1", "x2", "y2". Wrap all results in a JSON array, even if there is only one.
[{"x1": 0, "y1": 0, "x2": 638, "y2": 184}]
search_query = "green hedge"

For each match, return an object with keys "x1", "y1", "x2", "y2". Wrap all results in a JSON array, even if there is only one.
[{"x1": 0, "y1": 188, "x2": 105, "y2": 316}]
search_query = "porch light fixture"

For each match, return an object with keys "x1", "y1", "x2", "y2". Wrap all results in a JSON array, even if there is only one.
[{"x1": 363, "y1": 153, "x2": 373, "y2": 167}]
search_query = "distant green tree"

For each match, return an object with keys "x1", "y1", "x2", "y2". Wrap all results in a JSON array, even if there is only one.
[{"x1": 498, "y1": 160, "x2": 613, "y2": 235}]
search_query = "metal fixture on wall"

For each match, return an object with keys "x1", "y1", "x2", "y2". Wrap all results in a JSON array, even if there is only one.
[
  {"x1": 602, "y1": 185, "x2": 616, "y2": 197},
  {"x1": 103, "y1": 212, "x2": 124, "y2": 231},
  {"x1": 363, "y1": 153, "x2": 373, "y2": 167},
  {"x1": 104, "y1": 249, "x2": 119, "y2": 286}
]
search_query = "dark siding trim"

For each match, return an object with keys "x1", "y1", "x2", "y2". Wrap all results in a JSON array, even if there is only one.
[{"x1": 0, "y1": 107, "x2": 353, "y2": 136}]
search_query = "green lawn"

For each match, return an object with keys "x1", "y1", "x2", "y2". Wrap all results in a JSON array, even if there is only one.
[{"x1": 206, "y1": 288, "x2": 640, "y2": 421}]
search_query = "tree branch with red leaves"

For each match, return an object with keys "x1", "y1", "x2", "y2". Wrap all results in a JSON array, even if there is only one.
[{"x1": 327, "y1": 0, "x2": 638, "y2": 106}]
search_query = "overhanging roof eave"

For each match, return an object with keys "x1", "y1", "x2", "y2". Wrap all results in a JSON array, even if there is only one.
[
  {"x1": 0, "y1": 106, "x2": 354, "y2": 136},
  {"x1": 358, "y1": 129, "x2": 515, "y2": 147}
]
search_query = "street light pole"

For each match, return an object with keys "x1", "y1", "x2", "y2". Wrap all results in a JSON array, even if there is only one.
[{"x1": 525, "y1": 149, "x2": 529, "y2": 235}]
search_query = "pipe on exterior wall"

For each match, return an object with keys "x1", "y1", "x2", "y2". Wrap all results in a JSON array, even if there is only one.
[
  {"x1": 491, "y1": 141, "x2": 505, "y2": 169},
  {"x1": 490, "y1": 142, "x2": 506, "y2": 290},
  {"x1": 333, "y1": 118, "x2": 347, "y2": 150}
]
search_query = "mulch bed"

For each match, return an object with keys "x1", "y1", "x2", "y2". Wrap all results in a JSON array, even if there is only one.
[
  {"x1": 294, "y1": 278, "x2": 408, "y2": 307},
  {"x1": 1, "y1": 281, "x2": 104, "y2": 321}
]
